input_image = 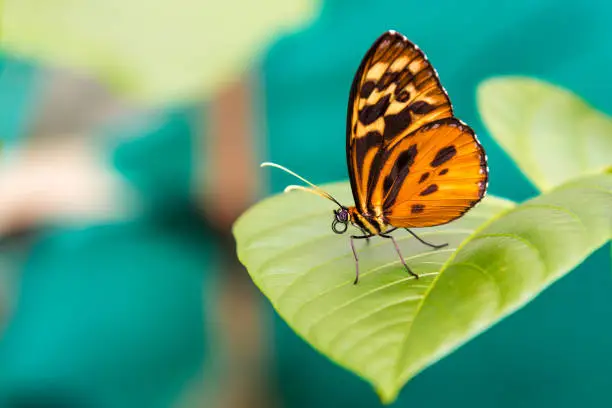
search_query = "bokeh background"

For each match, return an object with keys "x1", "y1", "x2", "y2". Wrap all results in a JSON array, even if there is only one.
[{"x1": 0, "y1": 1, "x2": 611, "y2": 407}]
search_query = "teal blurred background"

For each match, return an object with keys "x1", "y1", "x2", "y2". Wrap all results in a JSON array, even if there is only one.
[{"x1": 0, "y1": 1, "x2": 611, "y2": 407}]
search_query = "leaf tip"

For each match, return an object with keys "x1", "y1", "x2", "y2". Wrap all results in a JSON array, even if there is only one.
[{"x1": 376, "y1": 384, "x2": 400, "y2": 406}]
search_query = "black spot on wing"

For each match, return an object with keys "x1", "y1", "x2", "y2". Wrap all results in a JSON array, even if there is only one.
[
  {"x1": 409, "y1": 100, "x2": 436, "y2": 114},
  {"x1": 439, "y1": 168, "x2": 449, "y2": 175},
  {"x1": 383, "y1": 104, "x2": 412, "y2": 141},
  {"x1": 396, "y1": 145, "x2": 417, "y2": 169},
  {"x1": 360, "y1": 81, "x2": 376, "y2": 99},
  {"x1": 419, "y1": 184, "x2": 438, "y2": 196},
  {"x1": 411, "y1": 204, "x2": 425, "y2": 214},
  {"x1": 431, "y1": 145, "x2": 457, "y2": 167},
  {"x1": 418, "y1": 172, "x2": 429, "y2": 183},
  {"x1": 359, "y1": 94, "x2": 391, "y2": 125}
]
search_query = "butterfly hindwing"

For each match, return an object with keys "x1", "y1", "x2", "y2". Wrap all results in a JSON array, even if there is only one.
[
  {"x1": 381, "y1": 118, "x2": 488, "y2": 227},
  {"x1": 347, "y1": 31, "x2": 454, "y2": 214}
]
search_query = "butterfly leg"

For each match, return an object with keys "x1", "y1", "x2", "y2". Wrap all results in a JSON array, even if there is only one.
[
  {"x1": 404, "y1": 228, "x2": 448, "y2": 250},
  {"x1": 360, "y1": 228, "x2": 372, "y2": 245},
  {"x1": 350, "y1": 234, "x2": 374, "y2": 284},
  {"x1": 380, "y1": 233, "x2": 419, "y2": 279}
]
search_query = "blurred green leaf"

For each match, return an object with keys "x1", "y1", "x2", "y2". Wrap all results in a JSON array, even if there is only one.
[
  {"x1": 478, "y1": 77, "x2": 612, "y2": 191},
  {"x1": 234, "y1": 174, "x2": 611, "y2": 403},
  {"x1": 1, "y1": 1, "x2": 319, "y2": 104}
]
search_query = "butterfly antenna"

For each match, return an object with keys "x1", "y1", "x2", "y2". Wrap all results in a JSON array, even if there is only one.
[{"x1": 260, "y1": 162, "x2": 344, "y2": 208}]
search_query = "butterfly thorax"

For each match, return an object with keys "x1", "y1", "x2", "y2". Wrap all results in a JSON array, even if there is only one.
[{"x1": 347, "y1": 206, "x2": 388, "y2": 235}]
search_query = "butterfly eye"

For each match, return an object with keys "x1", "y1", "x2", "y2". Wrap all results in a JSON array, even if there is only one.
[
  {"x1": 335, "y1": 208, "x2": 349, "y2": 222},
  {"x1": 332, "y1": 209, "x2": 349, "y2": 234}
]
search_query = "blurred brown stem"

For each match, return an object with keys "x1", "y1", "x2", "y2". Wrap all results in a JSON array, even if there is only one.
[{"x1": 200, "y1": 73, "x2": 276, "y2": 408}]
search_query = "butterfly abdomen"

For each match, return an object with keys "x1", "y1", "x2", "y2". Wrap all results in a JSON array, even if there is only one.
[{"x1": 348, "y1": 206, "x2": 388, "y2": 235}]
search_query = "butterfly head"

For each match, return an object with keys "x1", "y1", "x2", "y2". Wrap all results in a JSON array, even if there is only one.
[{"x1": 332, "y1": 207, "x2": 350, "y2": 234}]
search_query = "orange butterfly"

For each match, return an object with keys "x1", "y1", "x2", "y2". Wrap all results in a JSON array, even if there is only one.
[{"x1": 263, "y1": 30, "x2": 488, "y2": 284}]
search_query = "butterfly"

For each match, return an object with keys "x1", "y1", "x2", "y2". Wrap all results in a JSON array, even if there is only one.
[{"x1": 263, "y1": 30, "x2": 488, "y2": 284}]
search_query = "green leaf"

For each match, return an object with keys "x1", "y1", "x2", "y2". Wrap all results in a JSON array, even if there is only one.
[
  {"x1": 234, "y1": 174, "x2": 612, "y2": 403},
  {"x1": 478, "y1": 77, "x2": 612, "y2": 191},
  {"x1": 1, "y1": 1, "x2": 319, "y2": 104}
]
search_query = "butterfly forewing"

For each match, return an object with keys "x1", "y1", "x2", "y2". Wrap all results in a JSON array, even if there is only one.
[
  {"x1": 347, "y1": 31, "x2": 454, "y2": 214},
  {"x1": 347, "y1": 30, "x2": 488, "y2": 227}
]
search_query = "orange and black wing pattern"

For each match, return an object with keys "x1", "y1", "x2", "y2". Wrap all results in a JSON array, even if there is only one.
[
  {"x1": 379, "y1": 118, "x2": 487, "y2": 227},
  {"x1": 346, "y1": 30, "x2": 488, "y2": 227}
]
